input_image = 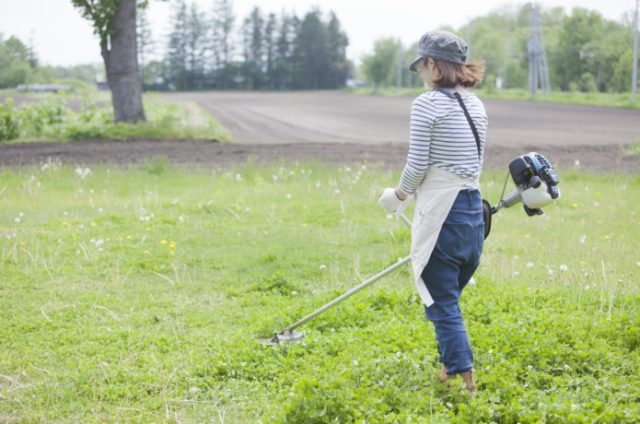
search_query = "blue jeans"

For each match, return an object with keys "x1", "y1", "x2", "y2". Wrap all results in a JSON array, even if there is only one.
[{"x1": 421, "y1": 189, "x2": 484, "y2": 375}]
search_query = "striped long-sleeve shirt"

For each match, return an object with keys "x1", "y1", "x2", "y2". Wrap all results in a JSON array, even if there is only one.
[{"x1": 399, "y1": 89, "x2": 488, "y2": 194}]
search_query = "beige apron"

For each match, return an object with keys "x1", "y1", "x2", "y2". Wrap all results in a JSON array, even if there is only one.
[{"x1": 406, "y1": 167, "x2": 480, "y2": 307}]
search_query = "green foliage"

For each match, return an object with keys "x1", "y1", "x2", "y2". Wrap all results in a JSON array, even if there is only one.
[
  {"x1": 0, "y1": 34, "x2": 38, "y2": 88},
  {"x1": 0, "y1": 94, "x2": 230, "y2": 143},
  {"x1": 70, "y1": 0, "x2": 120, "y2": 41},
  {"x1": 361, "y1": 38, "x2": 402, "y2": 91},
  {"x1": 0, "y1": 164, "x2": 638, "y2": 421},
  {"x1": 624, "y1": 139, "x2": 640, "y2": 156},
  {"x1": 346, "y1": 86, "x2": 640, "y2": 109},
  {"x1": 0, "y1": 97, "x2": 20, "y2": 140},
  {"x1": 362, "y1": 5, "x2": 637, "y2": 94}
]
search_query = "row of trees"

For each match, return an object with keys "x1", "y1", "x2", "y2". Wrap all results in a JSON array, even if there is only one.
[
  {"x1": 139, "y1": 1, "x2": 350, "y2": 91},
  {"x1": 361, "y1": 5, "x2": 638, "y2": 93}
]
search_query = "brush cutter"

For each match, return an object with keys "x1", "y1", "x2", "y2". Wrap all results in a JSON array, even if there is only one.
[
  {"x1": 258, "y1": 214, "x2": 413, "y2": 346},
  {"x1": 259, "y1": 152, "x2": 560, "y2": 346}
]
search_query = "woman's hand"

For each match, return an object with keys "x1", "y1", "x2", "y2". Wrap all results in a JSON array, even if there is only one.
[{"x1": 379, "y1": 187, "x2": 407, "y2": 212}]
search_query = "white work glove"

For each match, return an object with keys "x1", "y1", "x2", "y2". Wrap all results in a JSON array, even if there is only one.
[{"x1": 378, "y1": 188, "x2": 403, "y2": 213}]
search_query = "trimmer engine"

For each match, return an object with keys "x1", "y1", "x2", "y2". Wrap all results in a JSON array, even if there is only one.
[{"x1": 496, "y1": 152, "x2": 561, "y2": 216}]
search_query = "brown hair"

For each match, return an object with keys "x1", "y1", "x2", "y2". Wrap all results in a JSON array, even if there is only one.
[{"x1": 431, "y1": 59, "x2": 485, "y2": 88}]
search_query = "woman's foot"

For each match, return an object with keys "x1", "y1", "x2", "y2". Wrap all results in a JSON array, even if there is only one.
[
  {"x1": 438, "y1": 364, "x2": 478, "y2": 394},
  {"x1": 438, "y1": 363, "x2": 456, "y2": 384},
  {"x1": 460, "y1": 371, "x2": 478, "y2": 394}
]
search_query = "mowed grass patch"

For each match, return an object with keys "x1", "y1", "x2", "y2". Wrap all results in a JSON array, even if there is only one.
[{"x1": 0, "y1": 162, "x2": 639, "y2": 422}]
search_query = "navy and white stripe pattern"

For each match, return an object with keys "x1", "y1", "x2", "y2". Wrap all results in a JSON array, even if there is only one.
[{"x1": 399, "y1": 90, "x2": 488, "y2": 194}]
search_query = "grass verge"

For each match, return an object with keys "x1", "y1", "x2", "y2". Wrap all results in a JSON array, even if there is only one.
[
  {"x1": 0, "y1": 89, "x2": 231, "y2": 143},
  {"x1": 0, "y1": 162, "x2": 639, "y2": 422},
  {"x1": 345, "y1": 87, "x2": 640, "y2": 109}
]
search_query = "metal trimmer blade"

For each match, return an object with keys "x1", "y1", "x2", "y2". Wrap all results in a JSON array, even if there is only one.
[{"x1": 258, "y1": 328, "x2": 304, "y2": 346}]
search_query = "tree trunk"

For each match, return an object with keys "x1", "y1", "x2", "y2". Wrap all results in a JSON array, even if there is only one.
[{"x1": 100, "y1": 0, "x2": 146, "y2": 123}]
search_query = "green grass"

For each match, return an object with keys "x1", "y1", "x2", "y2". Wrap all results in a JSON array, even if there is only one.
[
  {"x1": 624, "y1": 139, "x2": 640, "y2": 156},
  {"x1": 0, "y1": 89, "x2": 231, "y2": 143},
  {"x1": 0, "y1": 162, "x2": 639, "y2": 422},
  {"x1": 346, "y1": 87, "x2": 640, "y2": 109}
]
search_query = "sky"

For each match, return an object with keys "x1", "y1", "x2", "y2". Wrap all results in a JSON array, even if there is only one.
[{"x1": 0, "y1": 0, "x2": 636, "y2": 67}]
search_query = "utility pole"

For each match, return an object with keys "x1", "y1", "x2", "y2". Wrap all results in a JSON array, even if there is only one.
[
  {"x1": 396, "y1": 43, "x2": 403, "y2": 89},
  {"x1": 528, "y1": 3, "x2": 551, "y2": 95},
  {"x1": 633, "y1": 0, "x2": 639, "y2": 103}
]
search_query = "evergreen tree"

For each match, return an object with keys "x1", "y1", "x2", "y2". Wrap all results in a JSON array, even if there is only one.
[
  {"x1": 241, "y1": 7, "x2": 265, "y2": 89},
  {"x1": 264, "y1": 13, "x2": 277, "y2": 89},
  {"x1": 186, "y1": 2, "x2": 208, "y2": 89},
  {"x1": 325, "y1": 12, "x2": 349, "y2": 88},
  {"x1": 211, "y1": 0, "x2": 235, "y2": 88},
  {"x1": 272, "y1": 12, "x2": 296, "y2": 89},
  {"x1": 136, "y1": 6, "x2": 154, "y2": 86},
  {"x1": 165, "y1": 0, "x2": 189, "y2": 90},
  {"x1": 293, "y1": 10, "x2": 329, "y2": 89}
]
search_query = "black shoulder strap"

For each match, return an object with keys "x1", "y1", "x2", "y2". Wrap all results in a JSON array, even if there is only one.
[{"x1": 435, "y1": 88, "x2": 481, "y2": 159}]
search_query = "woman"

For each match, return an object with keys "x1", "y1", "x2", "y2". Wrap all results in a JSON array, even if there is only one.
[{"x1": 379, "y1": 30, "x2": 487, "y2": 394}]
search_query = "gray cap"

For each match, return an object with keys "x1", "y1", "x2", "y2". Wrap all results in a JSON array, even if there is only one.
[{"x1": 409, "y1": 30, "x2": 468, "y2": 72}]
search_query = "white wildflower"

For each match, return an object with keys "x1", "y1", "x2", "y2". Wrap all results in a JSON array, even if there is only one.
[
  {"x1": 319, "y1": 264, "x2": 327, "y2": 270},
  {"x1": 75, "y1": 167, "x2": 91, "y2": 179},
  {"x1": 559, "y1": 264, "x2": 568, "y2": 272},
  {"x1": 574, "y1": 159, "x2": 580, "y2": 168},
  {"x1": 526, "y1": 262, "x2": 534, "y2": 268},
  {"x1": 286, "y1": 194, "x2": 292, "y2": 199},
  {"x1": 579, "y1": 235, "x2": 586, "y2": 244}
]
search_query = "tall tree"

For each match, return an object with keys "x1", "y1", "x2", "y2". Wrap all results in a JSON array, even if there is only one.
[
  {"x1": 293, "y1": 10, "x2": 329, "y2": 89},
  {"x1": 326, "y1": 12, "x2": 349, "y2": 88},
  {"x1": 361, "y1": 38, "x2": 400, "y2": 92},
  {"x1": 165, "y1": 0, "x2": 189, "y2": 90},
  {"x1": 0, "y1": 35, "x2": 35, "y2": 88},
  {"x1": 211, "y1": 0, "x2": 235, "y2": 88},
  {"x1": 71, "y1": 0, "x2": 146, "y2": 122},
  {"x1": 241, "y1": 7, "x2": 265, "y2": 89},
  {"x1": 554, "y1": 8, "x2": 605, "y2": 91},
  {"x1": 271, "y1": 12, "x2": 296, "y2": 89},
  {"x1": 136, "y1": 5, "x2": 154, "y2": 86},
  {"x1": 264, "y1": 13, "x2": 277, "y2": 89},
  {"x1": 186, "y1": 2, "x2": 208, "y2": 89}
]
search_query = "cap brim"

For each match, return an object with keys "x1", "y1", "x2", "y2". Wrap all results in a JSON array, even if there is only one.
[{"x1": 409, "y1": 57, "x2": 425, "y2": 72}]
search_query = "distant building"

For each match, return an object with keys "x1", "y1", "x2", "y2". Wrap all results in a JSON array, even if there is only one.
[
  {"x1": 16, "y1": 84, "x2": 70, "y2": 92},
  {"x1": 95, "y1": 73, "x2": 109, "y2": 91},
  {"x1": 346, "y1": 78, "x2": 367, "y2": 88}
]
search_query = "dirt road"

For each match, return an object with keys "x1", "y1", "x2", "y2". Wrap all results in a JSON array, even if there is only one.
[{"x1": 1, "y1": 91, "x2": 638, "y2": 172}]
